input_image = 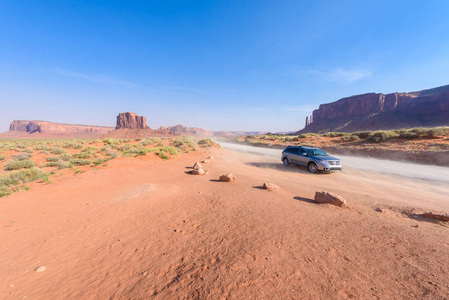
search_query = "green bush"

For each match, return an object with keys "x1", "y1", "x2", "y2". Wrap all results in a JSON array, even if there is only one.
[
  {"x1": 46, "y1": 156, "x2": 59, "y2": 162},
  {"x1": 198, "y1": 138, "x2": 220, "y2": 147},
  {"x1": 12, "y1": 153, "x2": 32, "y2": 161},
  {"x1": 102, "y1": 138, "x2": 121, "y2": 145},
  {"x1": 63, "y1": 142, "x2": 84, "y2": 149},
  {"x1": 94, "y1": 158, "x2": 107, "y2": 165},
  {"x1": 51, "y1": 147, "x2": 65, "y2": 155},
  {"x1": 71, "y1": 159, "x2": 91, "y2": 166},
  {"x1": 0, "y1": 155, "x2": 6, "y2": 161},
  {"x1": 352, "y1": 131, "x2": 373, "y2": 139},
  {"x1": 59, "y1": 154, "x2": 72, "y2": 161},
  {"x1": 166, "y1": 146, "x2": 179, "y2": 156},
  {"x1": 6, "y1": 160, "x2": 36, "y2": 170},
  {"x1": 366, "y1": 130, "x2": 399, "y2": 143},
  {"x1": 0, "y1": 168, "x2": 43, "y2": 196},
  {"x1": 73, "y1": 152, "x2": 91, "y2": 159}
]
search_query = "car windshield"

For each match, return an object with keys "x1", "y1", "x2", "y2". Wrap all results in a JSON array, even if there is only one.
[{"x1": 306, "y1": 148, "x2": 328, "y2": 156}]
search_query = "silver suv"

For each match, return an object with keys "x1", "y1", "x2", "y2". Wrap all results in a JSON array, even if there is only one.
[{"x1": 281, "y1": 146, "x2": 343, "y2": 173}]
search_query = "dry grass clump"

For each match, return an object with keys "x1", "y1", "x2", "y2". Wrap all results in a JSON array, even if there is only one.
[
  {"x1": 50, "y1": 147, "x2": 66, "y2": 155},
  {"x1": 198, "y1": 138, "x2": 220, "y2": 148},
  {"x1": 0, "y1": 167, "x2": 43, "y2": 197},
  {"x1": 6, "y1": 160, "x2": 36, "y2": 170},
  {"x1": 172, "y1": 136, "x2": 197, "y2": 151},
  {"x1": 71, "y1": 159, "x2": 91, "y2": 166}
]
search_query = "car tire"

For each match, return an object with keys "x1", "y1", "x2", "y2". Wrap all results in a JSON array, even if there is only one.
[
  {"x1": 307, "y1": 162, "x2": 318, "y2": 173},
  {"x1": 283, "y1": 158, "x2": 289, "y2": 166}
]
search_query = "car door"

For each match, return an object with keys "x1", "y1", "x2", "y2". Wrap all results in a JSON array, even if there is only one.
[
  {"x1": 289, "y1": 147, "x2": 301, "y2": 164},
  {"x1": 296, "y1": 148, "x2": 309, "y2": 166}
]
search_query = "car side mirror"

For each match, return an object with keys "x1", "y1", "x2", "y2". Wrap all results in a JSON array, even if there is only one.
[{"x1": 302, "y1": 153, "x2": 308, "y2": 156}]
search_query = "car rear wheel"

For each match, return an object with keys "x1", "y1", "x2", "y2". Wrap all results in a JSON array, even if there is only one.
[
  {"x1": 308, "y1": 162, "x2": 318, "y2": 173},
  {"x1": 283, "y1": 158, "x2": 289, "y2": 166}
]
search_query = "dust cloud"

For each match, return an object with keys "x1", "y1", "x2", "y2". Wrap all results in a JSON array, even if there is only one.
[{"x1": 219, "y1": 141, "x2": 449, "y2": 184}]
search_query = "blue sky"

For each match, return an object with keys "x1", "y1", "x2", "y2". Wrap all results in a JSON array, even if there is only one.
[{"x1": 1, "y1": 0, "x2": 449, "y2": 132}]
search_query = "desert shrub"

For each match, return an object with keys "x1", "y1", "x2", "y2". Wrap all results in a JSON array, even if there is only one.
[
  {"x1": 6, "y1": 160, "x2": 36, "y2": 170},
  {"x1": 71, "y1": 159, "x2": 91, "y2": 166},
  {"x1": 352, "y1": 131, "x2": 373, "y2": 139},
  {"x1": 23, "y1": 147, "x2": 34, "y2": 153},
  {"x1": 165, "y1": 146, "x2": 179, "y2": 156},
  {"x1": 0, "y1": 155, "x2": 6, "y2": 161},
  {"x1": 59, "y1": 154, "x2": 72, "y2": 161},
  {"x1": 46, "y1": 156, "x2": 59, "y2": 162},
  {"x1": 82, "y1": 146, "x2": 97, "y2": 152},
  {"x1": 198, "y1": 138, "x2": 220, "y2": 148},
  {"x1": 44, "y1": 162, "x2": 60, "y2": 168},
  {"x1": 134, "y1": 150, "x2": 148, "y2": 156},
  {"x1": 105, "y1": 150, "x2": 120, "y2": 157},
  {"x1": 140, "y1": 139, "x2": 154, "y2": 146},
  {"x1": 323, "y1": 132, "x2": 348, "y2": 137},
  {"x1": 33, "y1": 144, "x2": 45, "y2": 150},
  {"x1": 94, "y1": 158, "x2": 107, "y2": 165},
  {"x1": 0, "y1": 186, "x2": 11, "y2": 197},
  {"x1": 156, "y1": 151, "x2": 169, "y2": 160},
  {"x1": 51, "y1": 147, "x2": 65, "y2": 155},
  {"x1": 63, "y1": 141, "x2": 84, "y2": 149},
  {"x1": 73, "y1": 152, "x2": 91, "y2": 159},
  {"x1": 349, "y1": 135, "x2": 360, "y2": 141},
  {"x1": 0, "y1": 167, "x2": 43, "y2": 191},
  {"x1": 172, "y1": 138, "x2": 186, "y2": 147},
  {"x1": 103, "y1": 138, "x2": 121, "y2": 145},
  {"x1": 40, "y1": 173, "x2": 52, "y2": 184},
  {"x1": 12, "y1": 153, "x2": 32, "y2": 161},
  {"x1": 367, "y1": 130, "x2": 399, "y2": 143}
]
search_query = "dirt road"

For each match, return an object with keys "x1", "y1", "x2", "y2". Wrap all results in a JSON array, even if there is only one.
[{"x1": 1, "y1": 145, "x2": 448, "y2": 299}]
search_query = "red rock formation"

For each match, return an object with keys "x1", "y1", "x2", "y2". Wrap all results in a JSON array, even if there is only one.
[
  {"x1": 116, "y1": 112, "x2": 148, "y2": 129},
  {"x1": 7, "y1": 120, "x2": 114, "y2": 137},
  {"x1": 302, "y1": 84, "x2": 449, "y2": 133},
  {"x1": 168, "y1": 125, "x2": 213, "y2": 137}
]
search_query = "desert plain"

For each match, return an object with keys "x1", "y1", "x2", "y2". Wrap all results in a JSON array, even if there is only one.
[{"x1": 0, "y1": 137, "x2": 448, "y2": 299}]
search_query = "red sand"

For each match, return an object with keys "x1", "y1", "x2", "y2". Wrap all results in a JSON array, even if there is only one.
[{"x1": 1, "y1": 147, "x2": 448, "y2": 299}]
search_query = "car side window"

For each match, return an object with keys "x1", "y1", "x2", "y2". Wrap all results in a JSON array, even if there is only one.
[{"x1": 298, "y1": 149, "x2": 306, "y2": 156}]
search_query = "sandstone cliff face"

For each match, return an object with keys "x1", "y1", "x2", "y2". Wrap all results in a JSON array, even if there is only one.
[
  {"x1": 302, "y1": 84, "x2": 449, "y2": 133},
  {"x1": 168, "y1": 124, "x2": 213, "y2": 137},
  {"x1": 8, "y1": 120, "x2": 114, "y2": 136},
  {"x1": 116, "y1": 112, "x2": 148, "y2": 129}
]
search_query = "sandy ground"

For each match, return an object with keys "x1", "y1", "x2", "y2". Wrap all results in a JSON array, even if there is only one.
[{"x1": 1, "y1": 146, "x2": 448, "y2": 299}]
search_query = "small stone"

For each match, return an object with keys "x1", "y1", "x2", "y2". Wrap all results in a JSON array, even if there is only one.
[
  {"x1": 34, "y1": 266, "x2": 46, "y2": 272},
  {"x1": 423, "y1": 212, "x2": 449, "y2": 222},
  {"x1": 314, "y1": 191, "x2": 347, "y2": 207},
  {"x1": 190, "y1": 168, "x2": 206, "y2": 175},
  {"x1": 263, "y1": 183, "x2": 281, "y2": 191},
  {"x1": 219, "y1": 173, "x2": 236, "y2": 182},
  {"x1": 193, "y1": 162, "x2": 203, "y2": 169},
  {"x1": 201, "y1": 159, "x2": 210, "y2": 163},
  {"x1": 375, "y1": 208, "x2": 386, "y2": 213}
]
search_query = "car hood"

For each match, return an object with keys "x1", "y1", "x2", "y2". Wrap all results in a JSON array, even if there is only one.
[{"x1": 313, "y1": 155, "x2": 340, "y2": 161}]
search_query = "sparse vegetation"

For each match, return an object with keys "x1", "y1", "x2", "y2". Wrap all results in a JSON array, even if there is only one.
[{"x1": 6, "y1": 160, "x2": 36, "y2": 170}]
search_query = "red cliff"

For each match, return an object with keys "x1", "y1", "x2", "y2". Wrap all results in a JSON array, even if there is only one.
[
  {"x1": 116, "y1": 112, "x2": 148, "y2": 129},
  {"x1": 301, "y1": 84, "x2": 449, "y2": 133},
  {"x1": 4, "y1": 120, "x2": 114, "y2": 138}
]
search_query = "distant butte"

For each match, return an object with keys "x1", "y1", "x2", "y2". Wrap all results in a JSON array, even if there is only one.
[
  {"x1": 2, "y1": 120, "x2": 114, "y2": 138},
  {"x1": 116, "y1": 112, "x2": 148, "y2": 129},
  {"x1": 300, "y1": 84, "x2": 449, "y2": 133}
]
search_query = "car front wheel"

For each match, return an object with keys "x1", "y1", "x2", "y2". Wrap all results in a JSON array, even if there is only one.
[
  {"x1": 283, "y1": 158, "x2": 289, "y2": 166},
  {"x1": 308, "y1": 162, "x2": 318, "y2": 173}
]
